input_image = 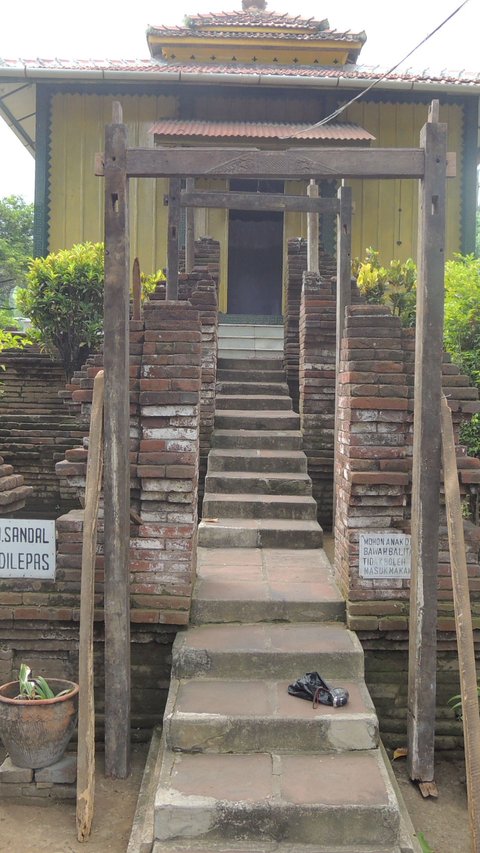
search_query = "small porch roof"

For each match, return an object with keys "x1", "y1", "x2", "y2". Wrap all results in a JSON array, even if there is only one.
[{"x1": 151, "y1": 118, "x2": 375, "y2": 145}]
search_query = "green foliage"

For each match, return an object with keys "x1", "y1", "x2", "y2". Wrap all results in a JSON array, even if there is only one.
[
  {"x1": 140, "y1": 268, "x2": 166, "y2": 300},
  {"x1": 417, "y1": 832, "x2": 434, "y2": 853},
  {"x1": 15, "y1": 663, "x2": 72, "y2": 701},
  {"x1": 476, "y1": 209, "x2": 480, "y2": 258},
  {"x1": 354, "y1": 248, "x2": 416, "y2": 326},
  {"x1": 17, "y1": 242, "x2": 104, "y2": 381},
  {"x1": 448, "y1": 684, "x2": 480, "y2": 720},
  {"x1": 0, "y1": 195, "x2": 34, "y2": 316}
]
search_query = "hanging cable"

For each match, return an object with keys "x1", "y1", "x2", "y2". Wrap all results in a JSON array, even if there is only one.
[{"x1": 284, "y1": 0, "x2": 471, "y2": 138}]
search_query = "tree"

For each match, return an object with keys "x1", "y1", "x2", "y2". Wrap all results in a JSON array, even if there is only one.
[
  {"x1": 17, "y1": 242, "x2": 104, "y2": 381},
  {"x1": 0, "y1": 195, "x2": 34, "y2": 317}
]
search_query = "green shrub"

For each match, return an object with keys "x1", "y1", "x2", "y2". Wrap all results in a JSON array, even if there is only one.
[
  {"x1": 17, "y1": 242, "x2": 104, "y2": 381},
  {"x1": 354, "y1": 250, "x2": 480, "y2": 456}
]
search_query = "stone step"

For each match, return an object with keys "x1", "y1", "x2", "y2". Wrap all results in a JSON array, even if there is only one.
[
  {"x1": 154, "y1": 750, "x2": 400, "y2": 848},
  {"x1": 218, "y1": 358, "x2": 284, "y2": 371},
  {"x1": 214, "y1": 411, "x2": 300, "y2": 431},
  {"x1": 217, "y1": 369, "x2": 286, "y2": 383},
  {"x1": 153, "y1": 841, "x2": 402, "y2": 853},
  {"x1": 205, "y1": 471, "x2": 312, "y2": 495},
  {"x1": 216, "y1": 381, "x2": 290, "y2": 396},
  {"x1": 164, "y1": 677, "x2": 378, "y2": 754},
  {"x1": 172, "y1": 622, "x2": 364, "y2": 680},
  {"x1": 198, "y1": 518, "x2": 322, "y2": 549},
  {"x1": 216, "y1": 395, "x2": 292, "y2": 412},
  {"x1": 218, "y1": 324, "x2": 284, "y2": 340},
  {"x1": 203, "y1": 493, "x2": 317, "y2": 520},
  {"x1": 208, "y1": 448, "x2": 307, "y2": 473},
  {"x1": 218, "y1": 348, "x2": 284, "y2": 360},
  {"x1": 212, "y1": 430, "x2": 303, "y2": 451}
]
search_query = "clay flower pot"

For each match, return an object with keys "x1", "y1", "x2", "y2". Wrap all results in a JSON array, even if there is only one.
[{"x1": 0, "y1": 679, "x2": 79, "y2": 769}]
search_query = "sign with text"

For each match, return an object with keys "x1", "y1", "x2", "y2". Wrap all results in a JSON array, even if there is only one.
[
  {"x1": 0, "y1": 519, "x2": 56, "y2": 580},
  {"x1": 359, "y1": 532, "x2": 411, "y2": 579}
]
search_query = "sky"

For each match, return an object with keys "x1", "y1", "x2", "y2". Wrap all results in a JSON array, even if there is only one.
[{"x1": 0, "y1": 0, "x2": 478, "y2": 202}]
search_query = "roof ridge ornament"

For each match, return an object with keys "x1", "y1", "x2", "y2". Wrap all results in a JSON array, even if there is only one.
[{"x1": 242, "y1": 0, "x2": 267, "y2": 10}]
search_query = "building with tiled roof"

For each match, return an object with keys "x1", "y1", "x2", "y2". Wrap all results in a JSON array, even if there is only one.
[{"x1": 0, "y1": 0, "x2": 478, "y2": 314}]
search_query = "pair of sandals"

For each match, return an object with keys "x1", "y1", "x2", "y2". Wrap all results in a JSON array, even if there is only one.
[{"x1": 288, "y1": 672, "x2": 349, "y2": 708}]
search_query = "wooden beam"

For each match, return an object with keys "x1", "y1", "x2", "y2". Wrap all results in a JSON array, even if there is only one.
[
  {"x1": 334, "y1": 183, "x2": 352, "y2": 524},
  {"x1": 185, "y1": 178, "x2": 195, "y2": 274},
  {"x1": 180, "y1": 189, "x2": 340, "y2": 213},
  {"x1": 407, "y1": 101, "x2": 447, "y2": 783},
  {"x1": 76, "y1": 369, "x2": 104, "y2": 842},
  {"x1": 126, "y1": 146, "x2": 431, "y2": 180},
  {"x1": 132, "y1": 257, "x2": 141, "y2": 321},
  {"x1": 166, "y1": 177, "x2": 181, "y2": 300},
  {"x1": 307, "y1": 180, "x2": 319, "y2": 274},
  {"x1": 103, "y1": 102, "x2": 131, "y2": 779},
  {"x1": 441, "y1": 394, "x2": 480, "y2": 852}
]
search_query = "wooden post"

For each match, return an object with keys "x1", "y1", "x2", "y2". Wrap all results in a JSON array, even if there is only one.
[
  {"x1": 307, "y1": 180, "x2": 319, "y2": 273},
  {"x1": 333, "y1": 183, "x2": 352, "y2": 521},
  {"x1": 185, "y1": 178, "x2": 195, "y2": 274},
  {"x1": 407, "y1": 100, "x2": 447, "y2": 783},
  {"x1": 103, "y1": 101, "x2": 131, "y2": 779},
  {"x1": 166, "y1": 177, "x2": 181, "y2": 300},
  {"x1": 76, "y1": 370, "x2": 104, "y2": 842},
  {"x1": 441, "y1": 395, "x2": 480, "y2": 852},
  {"x1": 132, "y1": 257, "x2": 141, "y2": 321}
]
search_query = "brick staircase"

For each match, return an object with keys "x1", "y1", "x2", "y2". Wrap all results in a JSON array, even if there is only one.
[{"x1": 149, "y1": 356, "x2": 418, "y2": 853}]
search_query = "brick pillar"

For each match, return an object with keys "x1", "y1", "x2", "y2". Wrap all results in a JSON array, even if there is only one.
[
  {"x1": 334, "y1": 304, "x2": 410, "y2": 601},
  {"x1": 190, "y1": 278, "x2": 218, "y2": 509},
  {"x1": 299, "y1": 271, "x2": 337, "y2": 529},
  {"x1": 135, "y1": 300, "x2": 202, "y2": 624}
]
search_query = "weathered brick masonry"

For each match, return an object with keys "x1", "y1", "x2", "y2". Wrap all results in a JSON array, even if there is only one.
[
  {"x1": 0, "y1": 348, "x2": 86, "y2": 509},
  {"x1": 335, "y1": 302, "x2": 480, "y2": 748}
]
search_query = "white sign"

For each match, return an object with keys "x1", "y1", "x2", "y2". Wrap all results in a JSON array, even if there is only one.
[
  {"x1": 0, "y1": 519, "x2": 56, "y2": 580},
  {"x1": 359, "y1": 532, "x2": 411, "y2": 579}
]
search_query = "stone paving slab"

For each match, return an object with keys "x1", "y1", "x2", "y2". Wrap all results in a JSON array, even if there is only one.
[
  {"x1": 164, "y1": 677, "x2": 378, "y2": 753},
  {"x1": 155, "y1": 750, "x2": 399, "y2": 847},
  {"x1": 192, "y1": 547, "x2": 344, "y2": 623},
  {"x1": 172, "y1": 622, "x2": 364, "y2": 680}
]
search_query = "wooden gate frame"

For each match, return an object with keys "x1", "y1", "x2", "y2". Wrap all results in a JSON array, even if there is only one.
[{"x1": 100, "y1": 100, "x2": 450, "y2": 782}]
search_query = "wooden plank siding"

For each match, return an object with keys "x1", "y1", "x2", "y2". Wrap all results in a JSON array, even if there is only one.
[
  {"x1": 47, "y1": 93, "x2": 463, "y2": 302},
  {"x1": 344, "y1": 100, "x2": 463, "y2": 262},
  {"x1": 49, "y1": 93, "x2": 177, "y2": 275}
]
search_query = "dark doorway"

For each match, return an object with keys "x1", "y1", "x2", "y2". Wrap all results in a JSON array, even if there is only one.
[{"x1": 227, "y1": 180, "x2": 284, "y2": 316}]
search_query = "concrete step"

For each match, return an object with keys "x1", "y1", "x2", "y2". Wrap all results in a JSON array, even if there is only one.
[
  {"x1": 216, "y1": 395, "x2": 292, "y2": 411},
  {"x1": 203, "y1": 494, "x2": 317, "y2": 520},
  {"x1": 218, "y1": 324, "x2": 284, "y2": 340},
  {"x1": 172, "y1": 622, "x2": 364, "y2": 681},
  {"x1": 164, "y1": 677, "x2": 378, "y2": 754},
  {"x1": 218, "y1": 358, "x2": 284, "y2": 371},
  {"x1": 154, "y1": 750, "x2": 400, "y2": 847},
  {"x1": 208, "y1": 448, "x2": 307, "y2": 474},
  {"x1": 198, "y1": 518, "x2": 323, "y2": 549},
  {"x1": 218, "y1": 347, "x2": 283, "y2": 360},
  {"x1": 153, "y1": 842, "x2": 403, "y2": 853},
  {"x1": 205, "y1": 472, "x2": 312, "y2": 495},
  {"x1": 212, "y1": 430, "x2": 303, "y2": 450},
  {"x1": 217, "y1": 369, "x2": 286, "y2": 383},
  {"x1": 214, "y1": 411, "x2": 300, "y2": 431},
  {"x1": 216, "y1": 381, "x2": 290, "y2": 396}
]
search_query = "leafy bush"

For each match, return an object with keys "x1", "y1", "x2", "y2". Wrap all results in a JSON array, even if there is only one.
[
  {"x1": 141, "y1": 268, "x2": 166, "y2": 300},
  {"x1": 354, "y1": 248, "x2": 417, "y2": 326},
  {"x1": 17, "y1": 242, "x2": 104, "y2": 381}
]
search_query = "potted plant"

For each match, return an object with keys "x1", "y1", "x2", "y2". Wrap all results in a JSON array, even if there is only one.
[{"x1": 0, "y1": 663, "x2": 79, "y2": 769}]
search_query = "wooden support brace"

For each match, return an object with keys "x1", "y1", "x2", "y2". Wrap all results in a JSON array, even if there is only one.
[
  {"x1": 76, "y1": 370, "x2": 104, "y2": 842},
  {"x1": 333, "y1": 183, "x2": 352, "y2": 523},
  {"x1": 185, "y1": 178, "x2": 195, "y2": 274},
  {"x1": 132, "y1": 257, "x2": 141, "y2": 321},
  {"x1": 441, "y1": 395, "x2": 480, "y2": 852},
  {"x1": 407, "y1": 100, "x2": 447, "y2": 783},
  {"x1": 307, "y1": 180, "x2": 319, "y2": 273},
  {"x1": 167, "y1": 177, "x2": 181, "y2": 300},
  {"x1": 103, "y1": 101, "x2": 131, "y2": 779}
]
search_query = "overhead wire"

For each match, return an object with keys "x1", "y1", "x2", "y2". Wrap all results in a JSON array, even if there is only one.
[{"x1": 284, "y1": 0, "x2": 471, "y2": 138}]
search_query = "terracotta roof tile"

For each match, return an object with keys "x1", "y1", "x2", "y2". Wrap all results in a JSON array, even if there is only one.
[
  {"x1": 0, "y1": 57, "x2": 479, "y2": 88},
  {"x1": 185, "y1": 11, "x2": 330, "y2": 29},
  {"x1": 148, "y1": 26, "x2": 365, "y2": 43},
  {"x1": 150, "y1": 118, "x2": 375, "y2": 142}
]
